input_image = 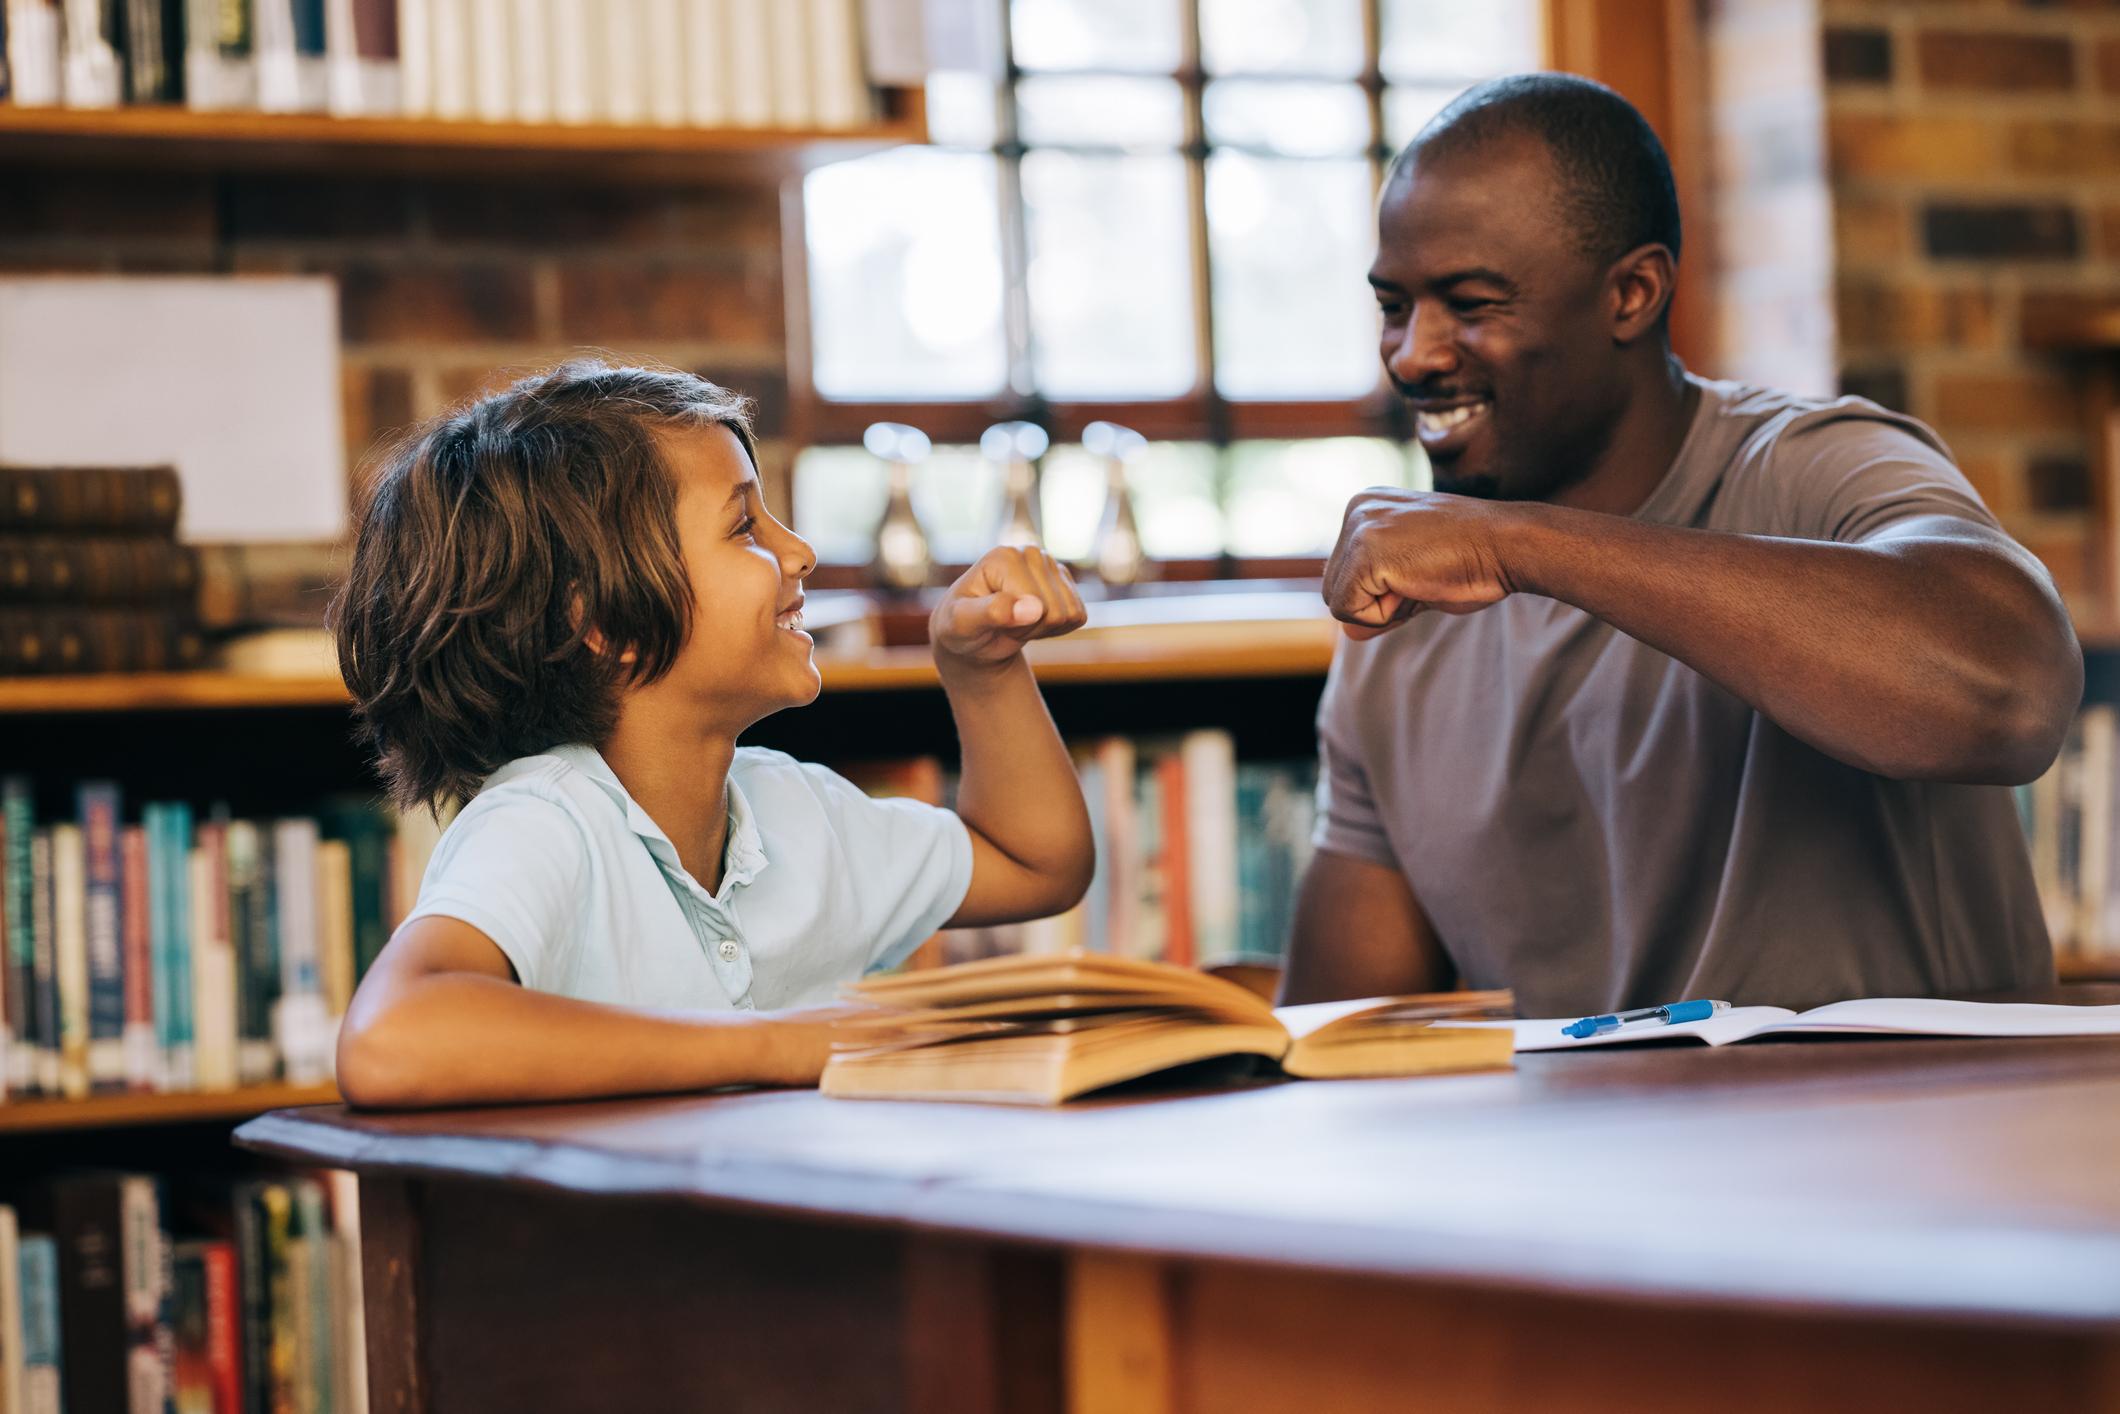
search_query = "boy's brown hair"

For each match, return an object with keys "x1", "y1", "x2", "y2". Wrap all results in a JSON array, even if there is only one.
[{"x1": 332, "y1": 359, "x2": 758, "y2": 812}]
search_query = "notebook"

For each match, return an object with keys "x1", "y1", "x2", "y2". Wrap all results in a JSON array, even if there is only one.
[{"x1": 1475, "y1": 997, "x2": 2120, "y2": 1052}]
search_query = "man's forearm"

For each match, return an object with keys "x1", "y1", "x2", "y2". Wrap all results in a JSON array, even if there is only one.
[{"x1": 1502, "y1": 504, "x2": 2080, "y2": 783}]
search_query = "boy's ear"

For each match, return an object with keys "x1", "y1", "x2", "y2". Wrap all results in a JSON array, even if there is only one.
[{"x1": 573, "y1": 594, "x2": 638, "y2": 665}]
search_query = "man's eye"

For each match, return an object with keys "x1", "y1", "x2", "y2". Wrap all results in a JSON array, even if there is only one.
[
  {"x1": 1377, "y1": 301, "x2": 1407, "y2": 318},
  {"x1": 1450, "y1": 297, "x2": 1496, "y2": 314}
]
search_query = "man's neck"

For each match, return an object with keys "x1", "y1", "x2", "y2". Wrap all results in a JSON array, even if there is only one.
[
  {"x1": 1547, "y1": 354, "x2": 1700, "y2": 517},
  {"x1": 601, "y1": 692, "x2": 739, "y2": 894}
]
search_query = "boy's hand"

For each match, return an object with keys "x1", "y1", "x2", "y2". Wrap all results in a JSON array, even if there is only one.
[{"x1": 931, "y1": 546, "x2": 1088, "y2": 670}]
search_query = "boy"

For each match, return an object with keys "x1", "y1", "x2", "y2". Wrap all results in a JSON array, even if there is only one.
[{"x1": 330, "y1": 361, "x2": 1093, "y2": 1108}]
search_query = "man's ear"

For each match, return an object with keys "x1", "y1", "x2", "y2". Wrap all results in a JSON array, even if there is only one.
[{"x1": 1607, "y1": 242, "x2": 1676, "y2": 345}]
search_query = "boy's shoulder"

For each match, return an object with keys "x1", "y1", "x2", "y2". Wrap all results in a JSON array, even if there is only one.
[
  {"x1": 455, "y1": 749, "x2": 620, "y2": 836},
  {"x1": 730, "y1": 746, "x2": 848, "y2": 805}
]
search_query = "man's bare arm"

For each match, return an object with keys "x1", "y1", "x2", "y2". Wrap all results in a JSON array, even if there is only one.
[{"x1": 1279, "y1": 847, "x2": 1454, "y2": 1005}]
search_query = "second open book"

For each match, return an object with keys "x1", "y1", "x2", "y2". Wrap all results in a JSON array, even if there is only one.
[{"x1": 821, "y1": 952, "x2": 1517, "y2": 1105}]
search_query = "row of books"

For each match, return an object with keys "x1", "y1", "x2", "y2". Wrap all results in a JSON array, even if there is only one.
[
  {"x1": 0, "y1": 466, "x2": 205, "y2": 676},
  {"x1": 2023, "y1": 703, "x2": 2120, "y2": 966},
  {"x1": 861, "y1": 730, "x2": 1320, "y2": 974},
  {"x1": 0, "y1": 0, "x2": 875, "y2": 129},
  {"x1": 0, "y1": 1169, "x2": 366, "y2": 1414},
  {"x1": 0, "y1": 778, "x2": 442, "y2": 1103}
]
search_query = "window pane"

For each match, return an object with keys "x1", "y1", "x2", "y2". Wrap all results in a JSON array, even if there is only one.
[
  {"x1": 1012, "y1": 0, "x2": 1183, "y2": 73},
  {"x1": 925, "y1": 70, "x2": 1002, "y2": 149},
  {"x1": 1016, "y1": 75, "x2": 1185, "y2": 149},
  {"x1": 909, "y1": 445, "x2": 1002, "y2": 564},
  {"x1": 1207, "y1": 154, "x2": 1380, "y2": 399},
  {"x1": 1224, "y1": 438, "x2": 1414, "y2": 556},
  {"x1": 1037, "y1": 445, "x2": 1105, "y2": 562},
  {"x1": 1203, "y1": 80, "x2": 1371, "y2": 157},
  {"x1": 792, "y1": 446, "x2": 890, "y2": 565},
  {"x1": 1383, "y1": 83, "x2": 1465, "y2": 153},
  {"x1": 805, "y1": 150, "x2": 1007, "y2": 400},
  {"x1": 1379, "y1": 0, "x2": 1542, "y2": 82},
  {"x1": 1201, "y1": 0, "x2": 1363, "y2": 77},
  {"x1": 1128, "y1": 442, "x2": 1224, "y2": 558},
  {"x1": 1023, "y1": 151, "x2": 1195, "y2": 400}
]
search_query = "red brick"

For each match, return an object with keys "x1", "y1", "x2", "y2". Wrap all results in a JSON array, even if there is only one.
[
  {"x1": 2100, "y1": 206, "x2": 2120, "y2": 259},
  {"x1": 555, "y1": 262, "x2": 780, "y2": 346},
  {"x1": 1917, "y1": 29, "x2": 2075, "y2": 91},
  {"x1": 2099, "y1": 38, "x2": 2120, "y2": 94},
  {"x1": 1833, "y1": 191, "x2": 1909, "y2": 264},
  {"x1": 2012, "y1": 521, "x2": 2092, "y2": 604},
  {"x1": 1930, "y1": 369, "x2": 2085, "y2": 433},
  {"x1": 338, "y1": 263, "x2": 540, "y2": 344},
  {"x1": 341, "y1": 364, "x2": 417, "y2": 474},
  {"x1": 1827, "y1": 113, "x2": 2001, "y2": 181},
  {"x1": 223, "y1": 176, "x2": 416, "y2": 242},
  {"x1": 1953, "y1": 451, "x2": 2020, "y2": 518},
  {"x1": 2009, "y1": 121, "x2": 2120, "y2": 178},
  {"x1": 1835, "y1": 279, "x2": 2004, "y2": 352},
  {"x1": 0, "y1": 171, "x2": 215, "y2": 242},
  {"x1": 426, "y1": 184, "x2": 680, "y2": 248}
]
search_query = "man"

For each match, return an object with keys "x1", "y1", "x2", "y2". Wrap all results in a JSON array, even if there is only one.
[{"x1": 1284, "y1": 74, "x2": 2080, "y2": 1017}]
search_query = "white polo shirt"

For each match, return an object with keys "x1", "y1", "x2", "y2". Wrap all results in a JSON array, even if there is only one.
[{"x1": 405, "y1": 744, "x2": 974, "y2": 1011}]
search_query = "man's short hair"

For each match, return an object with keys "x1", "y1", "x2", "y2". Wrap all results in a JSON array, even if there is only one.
[
  {"x1": 1397, "y1": 72, "x2": 1682, "y2": 268},
  {"x1": 331, "y1": 359, "x2": 757, "y2": 812}
]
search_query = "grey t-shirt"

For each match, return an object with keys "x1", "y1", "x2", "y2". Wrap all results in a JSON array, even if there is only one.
[{"x1": 1315, "y1": 373, "x2": 2055, "y2": 1015}]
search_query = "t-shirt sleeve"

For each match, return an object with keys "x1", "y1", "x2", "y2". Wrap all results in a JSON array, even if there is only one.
[
  {"x1": 797, "y1": 762, "x2": 975, "y2": 973},
  {"x1": 1765, "y1": 409, "x2": 2002, "y2": 546},
  {"x1": 1312, "y1": 649, "x2": 1397, "y2": 867},
  {"x1": 402, "y1": 793, "x2": 590, "y2": 993}
]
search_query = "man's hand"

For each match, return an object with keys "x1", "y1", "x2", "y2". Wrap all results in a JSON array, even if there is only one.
[
  {"x1": 1322, "y1": 489, "x2": 1523, "y2": 639},
  {"x1": 931, "y1": 545, "x2": 1088, "y2": 669}
]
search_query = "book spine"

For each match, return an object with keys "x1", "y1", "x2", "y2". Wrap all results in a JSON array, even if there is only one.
[
  {"x1": 169, "y1": 1242, "x2": 213, "y2": 1412},
  {"x1": 120, "y1": 823, "x2": 159, "y2": 1090},
  {"x1": 253, "y1": 0, "x2": 298, "y2": 108},
  {"x1": 721, "y1": 0, "x2": 767, "y2": 125},
  {"x1": 0, "y1": 783, "x2": 11, "y2": 1100},
  {"x1": 506, "y1": 0, "x2": 548, "y2": 121},
  {"x1": 191, "y1": 827, "x2": 240, "y2": 1091},
  {"x1": 1158, "y1": 753, "x2": 1193, "y2": 966},
  {"x1": 427, "y1": 0, "x2": 468, "y2": 118},
  {"x1": 273, "y1": 818, "x2": 330, "y2": 1085},
  {"x1": 0, "y1": 535, "x2": 201, "y2": 602},
  {"x1": 161, "y1": 801, "x2": 196, "y2": 1088},
  {"x1": 61, "y1": 0, "x2": 124, "y2": 106},
  {"x1": 1, "y1": 778, "x2": 29, "y2": 1094},
  {"x1": 394, "y1": 0, "x2": 430, "y2": 113},
  {"x1": 680, "y1": 0, "x2": 726, "y2": 126},
  {"x1": 315, "y1": 838, "x2": 355, "y2": 1022},
  {"x1": 119, "y1": 1176, "x2": 166, "y2": 1414},
  {"x1": 6, "y1": 0, "x2": 63, "y2": 105},
  {"x1": 291, "y1": 1180, "x2": 335, "y2": 1414},
  {"x1": 805, "y1": 0, "x2": 866, "y2": 128},
  {"x1": 123, "y1": 0, "x2": 172, "y2": 100},
  {"x1": 0, "y1": 609, "x2": 206, "y2": 676},
  {"x1": 467, "y1": 0, "x2": 508, "y2": 119},
  {"x1": 203, "y1": 1239, "x2": 242, "y2": 1414},
  {"x1": 761, "y1": 0, "x2": 807, "y2": 126},
  {"x1": 261, "y1": 1183, "x2": 297, "y2": 1414},
  {"x1": 598, "y1": 0, "x2": 642, "y2": 123},
  {"x1": 50, "y1": 823, "x2": 87, "y2": 1099},
  {"x1": 29, "y1": 829, "x2": 57, "y2": 1096},
  {"x1": 52, "y1": 1175, "x2": 127, "y2": 1414},
  {"x1": 545, "y1": 0, "x2": 594, "y2": 122},
  {"x1": 233, "y1": 1186, "x2": 274, "y2": 1414},
  {"x1": 146, "y1": 803, "x2": 175, "y2": 1087},
  {"x1": 1181, "y1": 730, "x2": 1239, "y2": 967},
  {"x1": 642, "y1": 0, "x2": 682, "y2": 125},
  {"x1": 79, "y1": 780, "x2": 126, "y2": 1091},
  {"x1": 324, "y1": 1170, "x2": 366, "y2": 1414},
  {"x1": 0, "y1": 1206, "x2": 23, "y2": 1414},
  {"x1": 18, "y1": 1233, "x2": 61, "y2": 1414}
]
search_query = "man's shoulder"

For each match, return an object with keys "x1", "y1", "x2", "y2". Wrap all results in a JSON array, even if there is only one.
[{"x1": 1698, "y1": 374, "x2": 1954, "y2": 470}]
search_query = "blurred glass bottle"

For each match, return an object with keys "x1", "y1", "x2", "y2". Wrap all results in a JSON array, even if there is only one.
[
  {"x1": 1083, "y1": 420, "x2": 1151, "y2": 587},
  {"x1": 981, "y1": 420, "x2": 1050, "y2": 550},
  {"x1": 863, "y1": 421, "x2": 934, "y2": 594}
]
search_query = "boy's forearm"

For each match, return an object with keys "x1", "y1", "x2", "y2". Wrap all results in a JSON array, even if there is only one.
[
  {"x1": 336, "y1": 973, "x2": 834, "y2": 1109},
  {"x1": 940, "y1": 654, "x2": 1092, "y2": 889}
]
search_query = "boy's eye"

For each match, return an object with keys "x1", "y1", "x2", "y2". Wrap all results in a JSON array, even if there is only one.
[{"x1": 733, "y1": 515, "x2": 757, "y2": 538}]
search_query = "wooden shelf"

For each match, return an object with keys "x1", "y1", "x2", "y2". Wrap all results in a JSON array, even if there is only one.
[
  {"x1": 2059, "y1": 954, "x2": 2120, "y2": 984},
  {"x1": 2023, "y1": 295, "x2": 2120, "y2": 354},
  {"x1": 0, "y1": 101, "x2": 923, "y2": 184},
  {"x1": 0, "y1": 1082, "x2": 340, "y2": 1136}
]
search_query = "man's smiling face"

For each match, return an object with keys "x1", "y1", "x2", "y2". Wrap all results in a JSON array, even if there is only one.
[{"x1": 1370, "y1": 130, "x2": 1629, "y2": 502}]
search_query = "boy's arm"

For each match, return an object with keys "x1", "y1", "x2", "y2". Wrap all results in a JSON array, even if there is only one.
[
  {"x1": 335, "y1": 915, "x2": 851, "y2": 1109},
  {"x1": 931, "y1": 546, "x2": 1096, "y2": 927}
]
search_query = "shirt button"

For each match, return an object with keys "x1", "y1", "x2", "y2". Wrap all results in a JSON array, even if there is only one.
[{"x1": 716, "y1": 939, "x2": 741, "y2": 962}]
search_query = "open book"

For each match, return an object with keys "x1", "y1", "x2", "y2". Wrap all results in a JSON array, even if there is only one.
[
  {"x1": 1488, "y1": 997, "x2": 2120, "y2": 1052},
  {"x1": 821, "y1": 953, "x2": 1516, "y2": 1105}
]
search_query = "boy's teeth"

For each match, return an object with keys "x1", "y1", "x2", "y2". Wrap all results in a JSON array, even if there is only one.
[{"x1": 778, "y1": 610, "x2": 804, "y2": 631}]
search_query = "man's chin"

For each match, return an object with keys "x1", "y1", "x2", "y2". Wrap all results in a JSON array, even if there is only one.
[{"x1": 1431, "y1": 467, "x2": 1504, "y2": 500}]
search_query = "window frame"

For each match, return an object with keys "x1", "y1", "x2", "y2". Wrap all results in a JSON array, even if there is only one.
[{"x1": 781, "y1": 0, "x2": 1700, "y2": 576}]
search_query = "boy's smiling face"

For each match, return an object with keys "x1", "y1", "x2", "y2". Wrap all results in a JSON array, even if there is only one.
[{"x1": 655, "y1": 423, "x2": 821, "y2": 725}]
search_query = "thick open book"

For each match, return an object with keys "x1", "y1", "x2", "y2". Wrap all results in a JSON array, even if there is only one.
[
  {"x1": 1488, "y1": 997, "x2": 2120, "y2": 1052},
  {"x1": 821, "y1": 953, "x2": 1516, "y2": 1105}
]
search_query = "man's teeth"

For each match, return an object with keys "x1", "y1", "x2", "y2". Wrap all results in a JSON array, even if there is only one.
[
  {"x1": 777, "y1": 610, "x2": 804, "y2": 631},
  {"x1": 1418, "y1": 402, "x2": 1488, "y2": 434}
]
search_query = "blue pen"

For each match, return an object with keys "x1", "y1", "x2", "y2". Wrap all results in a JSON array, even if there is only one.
[{"x1": 1562, "y1": 999, "x2": 1730, "y2": 1040}]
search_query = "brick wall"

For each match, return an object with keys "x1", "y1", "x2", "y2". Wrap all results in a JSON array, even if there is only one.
[
  {"x1": 1819, "y1": 0, "x2": 2120, "y2": 606},
  {"x1": 0, "y1": 169, "x2": 794, "y2": 519}
]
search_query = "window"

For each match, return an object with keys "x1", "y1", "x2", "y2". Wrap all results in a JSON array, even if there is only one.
[{"x1": 794, "y1": 0, "x2": 1544, "y2": 570}]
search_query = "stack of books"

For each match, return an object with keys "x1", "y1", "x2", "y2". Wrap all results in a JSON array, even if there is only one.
[
  {"x1": 0, "y1": 0, "x2": 877, "y2": 130},
  {"x1": 0, "y1": 1169, "x2": 367, "y2": 1414},
  {"x1": 0, "y1": 465, "x2": 206, "y2": 676},
  {"x1": 0, "y1": 775, "x2": 437, "y2": 1102}
]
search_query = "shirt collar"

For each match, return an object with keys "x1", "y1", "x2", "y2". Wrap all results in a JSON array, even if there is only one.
[{"x1": 543, "y1": 743, "x2": 769, "y2": 896}]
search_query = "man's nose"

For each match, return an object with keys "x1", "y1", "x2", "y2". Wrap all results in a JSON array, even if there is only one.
[{"x1": 1385, "y1": 303, "x2": 1457, "y2": 386}]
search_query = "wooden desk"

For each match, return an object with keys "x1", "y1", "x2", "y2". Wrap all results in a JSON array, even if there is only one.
[{"x1": 238, "y1": 1031, "x2": 2120, "y2": 1414}]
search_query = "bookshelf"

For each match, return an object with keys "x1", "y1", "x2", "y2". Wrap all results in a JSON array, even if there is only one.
[{"x1": 0, "y1": 93, "x2": 927, "y2": 185}]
